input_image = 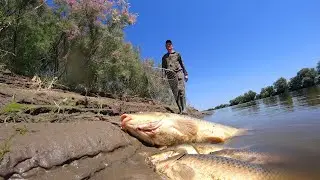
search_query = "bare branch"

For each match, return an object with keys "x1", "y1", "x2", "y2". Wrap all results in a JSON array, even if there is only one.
[
  {"x1": 0, "y1": 49, "x2": 16, "y2": 57},
  {"x1": 47, "y1": 77, "x2": 57, "y2": 89},
  {"x1": 34, "y1": 0, "x2": 46, "y2": 10},
  {"x1": 0, "y1": 23, "x2": 11, "y2": 33},
  {"x1": 53, "y1": 100, "x2": 61, "y2": 113}
]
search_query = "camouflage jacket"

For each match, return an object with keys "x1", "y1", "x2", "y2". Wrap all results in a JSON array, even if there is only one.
[{"x1": 162, "y1": 51, "x2": 188, "y2": 76}]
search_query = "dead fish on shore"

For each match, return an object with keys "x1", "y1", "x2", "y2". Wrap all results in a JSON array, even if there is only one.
[
  {"x1": 154, "y1": 153, "x2": 296, "y2": 180},
  {"x1": 190, "y1": 143, "x2": 226, "y2": 154},
  {"x1": 146, "y1": 143, "x2": 287, "y2": 167},
  {"x1": 120, "y1": 112, "x2": 246, "y2": 147},
  {"x1": 146, "y1": 143, "x2": 233, "y2": 166},
  {"x1": 209, "y1": 148, "x2": 289, "y2": 165},
  {"x1": 146, "y1": 144, "x2": 200, "y2": 165}
]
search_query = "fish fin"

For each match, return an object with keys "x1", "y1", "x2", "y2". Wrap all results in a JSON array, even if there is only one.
[
  {"x1": 246, "y1": 157, "x2": 258, "y2": 163},
  {"x1": 231, "y1": 128, "x2": 253, "y2": 138},
  {"x1": 158, "y1": 146, "x2": 168, "y2": 151},
  {"x1": 173, "y1": 119, "x2": 198, "y2": 137},
  {"x1": 153, "y1": 151, "x2": 188, "y2": 172},
  {"x1": 189, "y1": 144, "x2": 201, "y2": 154},
  {"x1": 158, "y1": 146, "x2": 189, "y2": 156},
  {"x1": 205, "y1": 136, "x2": 224, "y2": 143},
  {"x1": 165, "y1": 151, "x2": 187, "y2": 162},
  {"x1": 175, "y1": 148, "x2": 189, "y2": 155}
]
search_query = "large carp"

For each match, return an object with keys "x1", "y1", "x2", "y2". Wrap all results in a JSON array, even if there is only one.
[
  {"x1": 154, "y1": 153, "x2": 298, "y2": 180},
  {"x1": 147, "y1": 143, "x2": 289, "y2": 167},
  {"x1": 146, "y1": 143, "x2": 225, "y2": 165},
  {"x1": 120, "y1": 112, "x2": 246, "y2": 147},
  {"x1": 209, "y1": 148, "x2": 290, "y2": 165}
]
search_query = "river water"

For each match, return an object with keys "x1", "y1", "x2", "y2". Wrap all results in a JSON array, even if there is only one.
[{"x1": 204, "y1": 86, "x2": 320, "y2": 179}]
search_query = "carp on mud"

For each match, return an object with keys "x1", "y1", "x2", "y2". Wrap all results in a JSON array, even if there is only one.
[
  {"x1": 146, "y1": 143, "x2": 290, "y2": 167},
  {"x1": 120, "y1": 112, "x2": 246, "y2": 147},
  {"x1": 209, "y1": 148, "x2": 290, "y2": 165},
  {"x1": 146, "y1": 143, "x2": 225, "y2": 165},
  {"x1": 153, "y1": 153, "x2": 298, "y2": 180}
]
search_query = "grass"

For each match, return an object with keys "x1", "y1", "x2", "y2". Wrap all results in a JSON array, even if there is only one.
[
  {"x1": 0, "y1": 101, "x2": 28, "y2": 114},
  {"x1": 1, "y1": 101, "x2": 31, "y2": 122}
]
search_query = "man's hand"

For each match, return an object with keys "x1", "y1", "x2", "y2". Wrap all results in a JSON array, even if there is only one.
[{"x1": 185, "y1": 75, "x2": 188, "y2": 82}]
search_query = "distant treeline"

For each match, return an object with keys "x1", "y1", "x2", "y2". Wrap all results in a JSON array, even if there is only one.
[{"x1": 207, "y1": 61, "x2": 320, "y2": 111}]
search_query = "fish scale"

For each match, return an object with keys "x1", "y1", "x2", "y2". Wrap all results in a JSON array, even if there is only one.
[
  {"x1": 209, "y1": 148, "x2": 287, "y2": 165},
  {"x1": 156, "y1": 154, "x2": 297, "y2": 180}
]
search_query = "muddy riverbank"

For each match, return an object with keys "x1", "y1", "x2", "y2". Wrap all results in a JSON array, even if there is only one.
[{"x1": 0, "y1": 66, "x2": 205, "y2": 180}]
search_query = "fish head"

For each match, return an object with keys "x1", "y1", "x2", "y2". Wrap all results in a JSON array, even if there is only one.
[
  {"x1": 120, "y1": 112, "x2": 168, "y2": 146},
  {"x1": 154, "y1": 153, "x2": 195, "y2": 180}
]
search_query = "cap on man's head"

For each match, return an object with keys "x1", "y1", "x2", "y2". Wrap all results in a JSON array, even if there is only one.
[{"x1": 165, "y1": 40, "x2": 172, "y2": 44}]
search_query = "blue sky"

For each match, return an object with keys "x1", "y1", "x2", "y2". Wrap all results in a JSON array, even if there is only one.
[{"x1": 123, "y1": 0, "x2": 320, "y2": 110}]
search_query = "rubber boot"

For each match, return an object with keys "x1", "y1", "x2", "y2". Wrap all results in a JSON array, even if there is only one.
[
  {"x1": 180, "y1": 96, "x2": 187, "y2": 114},
  {"x1": 176, "y1": 98, "x2": 182, "y2": 114}
]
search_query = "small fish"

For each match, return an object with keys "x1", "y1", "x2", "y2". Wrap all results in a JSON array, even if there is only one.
[
  {"x1": 154, "y1": 153, "x2": 297, "y2": 180},
  {"x1": 120, "y1": 112, "x2": 246, "y2": 147}
]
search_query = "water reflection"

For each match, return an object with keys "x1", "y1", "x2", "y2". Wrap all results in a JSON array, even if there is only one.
[
  {"x1": 262, "y1": 95, "x2": 278, "y2": 107},
  {"x1": 206, "y1": 86, "x2": 320, "y2": 179},
  {"x1": 207, "y1": 86, "x2": 320, "y2": 124},
  {"x1": 247, "y1": 101, "x2": 260, "y2": 113},
  {"x1": 303, "y1": 86, "x2": 320, "y2": 107},
  {"x1": 287, "y1": 86, "x2": 320, "y2": 110},
  {"x1": 230, "y1": 101, "x2": 260, "y2": 117},
  {"x1": 278, "y1": 93, "x2": 294, "y2": 112}
]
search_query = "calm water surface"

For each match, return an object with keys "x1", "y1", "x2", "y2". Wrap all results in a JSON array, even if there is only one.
[{"x1": 204, "y1": 86, "x2": 320, "y2": 179}]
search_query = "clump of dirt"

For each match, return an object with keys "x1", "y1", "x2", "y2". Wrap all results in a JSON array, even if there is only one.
[{"x1": 0, "y1": 65, "x2": 205, "y2": 179}]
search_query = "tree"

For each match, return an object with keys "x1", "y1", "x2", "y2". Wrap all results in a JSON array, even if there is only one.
[
  {"x1": 273, "y1": 77, "x2": 288, "y2": 94},
  {"x1": 229, "y1": 95, "x2": 244, "y2": 106},
  {"x1": 51, "y1": 0, "x2": 138, "y2": 91},
  {"x1": 244, "y1": 90, "x2": 257, "y2": 102},
  {"x1": 0, "y1": 0, "x2": 166, "y2": 101},
  {"x1": 255, "y1": 94, "x2": 261, "y2": 100},
  {"x1": 288, "y1": 76, "x2": 301, "y2": 91},
  {"x1": 315, "y1": 75, "x2": 320, "y2": 85},
  {"x1": 296, "y1": 68, "x2": 317, "y2": 88},
  {"x1": 260, "y1": 86, "x2": 275, "y2": 98},
  {"x1": 229, "y1": 90, "x2": 257, "y2": 106},
  {"x1": 213, "y1": 104, "x2": 229, "y2": 110},
  {"x1": 297, "y1": 68, "x2": 317, "y2": 79},
  {"x1": 302, "y1": 77, "x2": 314, "y2": 87},
  {"x1": 317, "y1": 61, "x2": 320, "y2": 73},
  {"x1": 0, "y1": 1, "x2": 58, "y2": 75}
]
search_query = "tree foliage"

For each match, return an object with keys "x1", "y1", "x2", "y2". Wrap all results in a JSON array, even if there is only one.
[
  {"x1": 229, "y1": 90, "x2": 257, "y2": 106},
  {"x1": 315, "y1": 75, "x2": 320, "y2": 85},
  {"x1": 260, "y1": 86, "x2": 275, "y2": 98},
  {"x1": 273, "y1": 77, "x2": 288, "y2": 94},
  {"x1": 0, "y1": 0, "x2": 176, "y2": 102}
]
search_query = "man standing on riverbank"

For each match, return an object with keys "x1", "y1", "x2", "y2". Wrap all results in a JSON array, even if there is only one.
[{"x1": 162, "y1": 40, "x2": 188, "y2": 114}]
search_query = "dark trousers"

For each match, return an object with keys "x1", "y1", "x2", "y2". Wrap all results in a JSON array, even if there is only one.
[{"x1": 166, "y1": 70, "x2": 186, "y2": 113}]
